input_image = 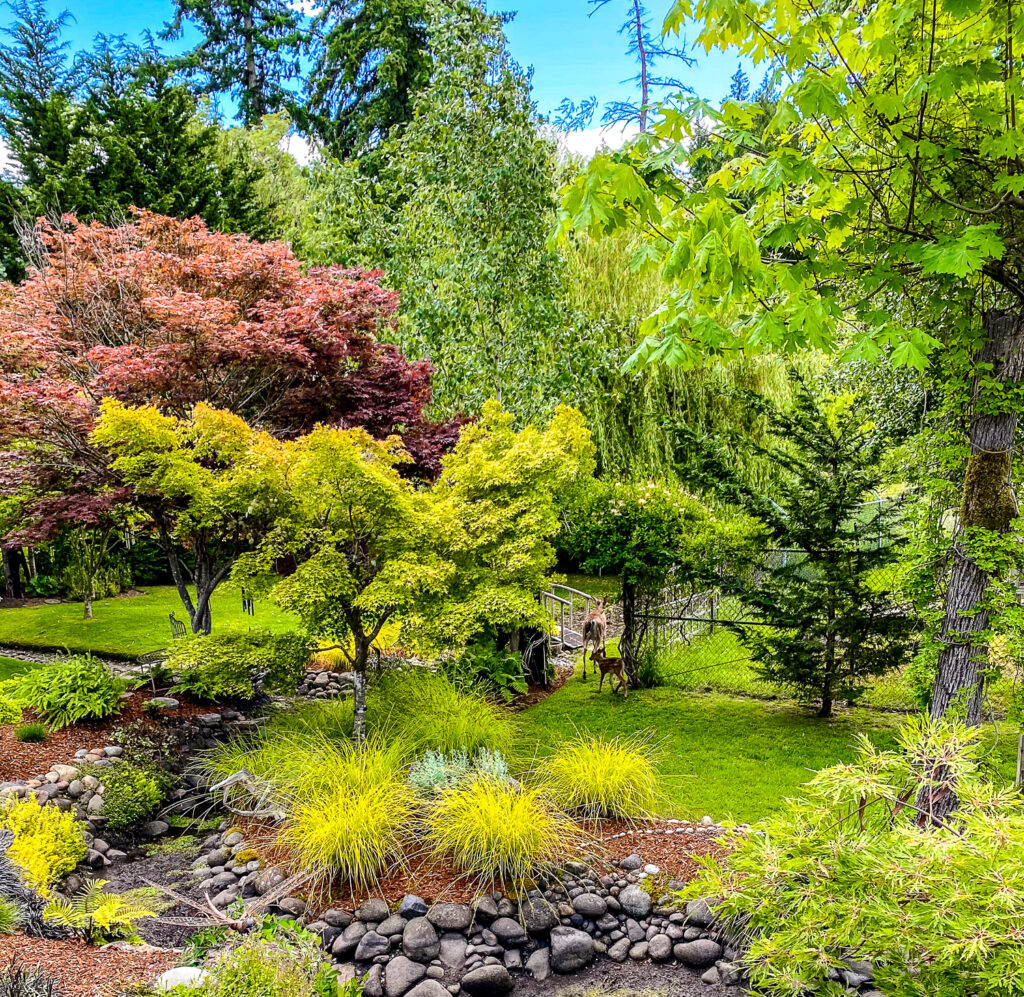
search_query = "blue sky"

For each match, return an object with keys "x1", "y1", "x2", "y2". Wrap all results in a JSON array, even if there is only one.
[{"x1": 44, "y1": 1, "x2": 749, "y2": 120}]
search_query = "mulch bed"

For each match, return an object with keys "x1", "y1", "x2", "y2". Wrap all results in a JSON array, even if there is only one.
[
  {"x1": 593, "y1": 819, "x2": 732, "y2": 882},
  {"x1": 0, "y1": 691, "x2": 214, "y2": 783},
  {"x1": 509, "y1": 663, "x2": 574, "y2": 711},
  {"x1": 0, "y1": 937, "x2": 177, "y2": 997}
]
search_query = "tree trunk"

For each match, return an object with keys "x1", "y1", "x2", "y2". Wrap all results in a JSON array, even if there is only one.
[
  {"x1": 619, "y1": 581, "x2": 639, "y2": 686},
  {"x1": 351, "y1": 637, "x2": 369, "y2": 744},
  {"x1": 83, "y1": 583, "x2": 93, "y2": 620},
  {"x1": 930, "y1": 309, "x2": 1024, "y2": 724}
]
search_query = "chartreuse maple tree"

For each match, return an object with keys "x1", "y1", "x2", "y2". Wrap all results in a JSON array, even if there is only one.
[
  {"x1": 236, "y1": 401, "x2": 595, "y2": 740},
  {"x1": 92, "y1": 400, "x2": 291, "y2": 634},
  {"x1": 560, "y1": 0, "x2": 1023, "y2": 724}
]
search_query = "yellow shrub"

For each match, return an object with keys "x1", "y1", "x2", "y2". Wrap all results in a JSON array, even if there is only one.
[
  {"x1": 0, "y1": 796, "x2": 87, "y2": 893},
  {"x1": 310, "y1": 621, "x2": 406, "y2": 669},
  {"x1": 426, "y1": 778, "x2": 578, "y2": 893},
  {"x1": 539, "y1": 734, "x2": 660, "y2": 820}
]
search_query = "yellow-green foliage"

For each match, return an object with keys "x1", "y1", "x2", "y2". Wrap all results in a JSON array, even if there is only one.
[
  {"x1": 0, "y1": 795, "x2": 87, "y2": 893},
  {"x1": 0, "y1": 897, "x2": 20, "y2": 934},
  {"x1": 192, "y1": 932, "x2": 335, "y2": 997},
  {"x1": 234, "y1": 848, "x2": 260, "y2": 865},
  {"x1": 540, "y1": 734, "x2": 660, "y2": 820},
  {"x1": 0, "y1": 696, "x2": 21, "y2": 726},
  {"x1": 372, "y1": 670, "x2": 516, "y2": 756},
  {"x1": 43, "y1": 878, "x2": 155, "y2": 944},
  {"x1": 277, "y1": 741, "x2": 415, "y2": 889},
  {"x1": 426, "y1": 778, "x2": 578, "y2": 892}
]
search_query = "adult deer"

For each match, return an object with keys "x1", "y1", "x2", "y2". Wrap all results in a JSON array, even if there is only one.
[
  {"x1": 590, "y1": 645, "x2": 628, "y2": 699},
  {"x1": 580, "y1": 597, "x2": 608, "y2": 680}
]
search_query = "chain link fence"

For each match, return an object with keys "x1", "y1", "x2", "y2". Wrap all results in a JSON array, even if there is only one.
[{"x1": 639, "y1": 557, "x2": 1021, "y2": 719}]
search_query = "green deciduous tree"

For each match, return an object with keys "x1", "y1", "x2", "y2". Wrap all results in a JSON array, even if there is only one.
[
  {"x1": 91, "y1": 400, "x2": 290, "y2": 635},
  {"x1": 561, "y1": 0, "x2": 1024, "y2": 724}
]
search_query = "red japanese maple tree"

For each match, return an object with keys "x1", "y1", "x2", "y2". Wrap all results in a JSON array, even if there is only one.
[{"x1": 0, "y1": 211, "x2": 458, "y2": 623}]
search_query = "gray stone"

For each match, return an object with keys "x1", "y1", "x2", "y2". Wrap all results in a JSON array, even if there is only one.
[
  {"x1": 488, "y1": 917, "x2": 526, "y2": 947},
  {"x1": 701, "y1": 967, "x2": 719, "y2": 986},
  {"x1": 607, "y1": 938, "x2": 630, "y2": 962},
  {"x1": 625, "y1": 918, "x2": 645, "y2": 943},
  {"x1": 358, "y1": 898, "x2": 391, "y2": 922},
  {"x1": 324, "y1": 909, "x2": 352, "y2": 928},
  {"x1": 502, "y1": 949, "x2": 522, "y2": 970},
  {"x1": 148, "y1": 697, "x2": 180, "y2": 710},
  {"x1": 363, "y1": 964, "x2": 384, "y2": 997},
  {"x1": 427, "y1": 902, "x2": 473, "y2": 931},
  {"x1": 143, "y1": 820, "x2": 170, "y2": 838},
  {"x1": 155, "y1": 967, "x2": 210, "y2": 991},
  {"x1": 404, "y1": 982, "x2": 450, "y2": 997},
  {"x1": 66, "y1": 780, "x2": 85, "y2": 798},
  {"x1": 473, "y1": 896, "x2": 498, "y2": 924},
  {"x1": 439, "y1": 932, "x2": 467, "y2": 970},
  {"x1": 87, "y1": 795, "x2": 104, "y2": 814},
  {"x1": 403, "y1": 917, "x2": 441, "y2": 962},
  {"x1": 618, "y1": 854, "x2": 642, "y2": 871},
  {"x1": 210, "y1": 888, "x2": 239, "y2": 908},
  {"x1": 205, "y1": 848, "x2": 231, "y2": 868},
  {"x1": 549, "y1": 926, "x2": 594, "y2": 973},
  {"x1": 106, "y1": 848, "x2": 127, "y2": 862},
  {"x1": 685, "y1": 899, "x2": 716, "y2": 928},
  {"x1": 333, "y1": 921, "x2": 368, "y2": 958},
  {"x1": 278, "y1": 896, "x2": 307, "y2": 917},
  {"x1": 210, "y1": 871, "x2": 238, "y2": 887},
  {"x1": 843, "y1": 958, "x2": 874, "y2": 980},
  {"x1": 399, "y1": 894, "x2": 429, "y2": 919},
  {"x1": 461, "y1": 964, "x2": 513, "y2": 996},
  {"x1": 673, "y1": 939, "x2": 723, "y2": 969},
  {"x1": 356, "y1": 931, "x2": 391, "y2": 962},
  {"x1": 618, "y1": 885, "x2": 652, "y2": 918},
  {"x1": 378, "y1": 914, "x2": 407, "y2": 937},
  {"x1": 628, "y1": 942, "x2": 648, "y2": 960},
  {"x1": 520, "y1": 895, "x2": 558, "y2": 934},
  {"x1": 571, "y1": 893, "x2": 607, "y2": 918},
  {"x1": 524, "y1": 947, "x2": 550, "y2": 982},
  {"x1": 385, "y1": 956, "x2": 426, "y2": 997}
]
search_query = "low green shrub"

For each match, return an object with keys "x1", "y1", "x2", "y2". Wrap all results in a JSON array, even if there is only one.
[
  {"x1": 0, "y1": 795, "x2": 86, "y2": 893},
  {"x1": 166, "y1": 631, "x2": 312, "y2": 700},
  {"x1": 276, "y1": 741, "x2": 415, "y2": 889},
  {"x1": 372, "y1": 669, "x2": 516, "y2": 755},
  {"x1": 43, "y1": 879, "x2": 155, "y2": 944},
  {"x1": 92, "y1": 761, "x2": 169, "y2": 830},
  {"x1": 677, "y1": 717, "x2": 1023, "y2": 997},
  {"x1": 184, "y1": 931, "x2": 347, "y2": 997},
  {"x1": 0, "y1": 898, "x2": 20, "y2": 935},
  {"x1": 14, "y1": 723, "x2": 46, "y2": 743},
  {"x1": 443, "y1": 639, "x2": 529, "y2": 702},
  {"x1": 0, "y1": 697, "x2": 21, "y2": 727},
  {"x1": 540, "y1": 733, "x2": 660, "y2": 819},
  {"x1": 426, "y1": 777, "x2": 578, "y2": 893},
  {"x1": 408, "y1": 748, "x2": 511, "y2": 796},
  {"x1": 15, "y1": 655, "x2": 132, "y2": 729}
]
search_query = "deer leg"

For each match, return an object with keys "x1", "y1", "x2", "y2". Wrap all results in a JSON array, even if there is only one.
[{"x1": 598, "y1": 669, "x2": 605, "y2": 693}]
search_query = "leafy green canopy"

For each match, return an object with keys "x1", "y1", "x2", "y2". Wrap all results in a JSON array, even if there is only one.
[
  {"x1": 681, "y1": 717, "x2": 1023, "y2": 997},
  {"x1": 560, "y1": 0, "x2": 1024, "y2": 370}
]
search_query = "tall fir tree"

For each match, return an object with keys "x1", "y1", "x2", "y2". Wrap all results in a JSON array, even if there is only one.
[
  {"x1": 300, "y1": 0, "x2": 432, "y2": 161},
  {"x1": 161, "y1": 0, "x2": 304, "y2": 125},
  {"x1": 680, "y1": 383, "x2": 916, "y2": 716}
]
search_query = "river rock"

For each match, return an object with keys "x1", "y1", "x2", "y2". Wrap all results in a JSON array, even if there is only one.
[
  {"x1": 525, "y1": 947, "x2": 550, "y2": 981},
  {"x1": 357, "y1": 898, "x2": 391, "y2": 922},
  {"x1": 427, "y1": 902, "x2": 472, "y2": 931},
  {"x1": 403, "y1": 917, "x2": 440, "y2": 961},
  {"x1": 461, "y1": 964, "x2": 514, "y2": 996},
  {"x1": 385, "y1": 956, "x2": 426, "y2": 997},
  {"x1": 549, "y1": 926, "x2": 594, "y2": 973},
  {"x1": 673, "y1": 939, "x2": 723, "y2": 969},
  {"x1": 488, "y1": 917, "x2": 527, "y2": 947},
  {"x1": 617, "y1": 885, "x2": 652, "y2": 918},
  {"x1": 355, "y1": 930, "x2": 391, "y2": 962},
  {"x1": 399, "y1": 894, "x2": 429, "y2": 919},
  {"x1": 571, "y1": 893, "x2": 607, "y2": 918}
]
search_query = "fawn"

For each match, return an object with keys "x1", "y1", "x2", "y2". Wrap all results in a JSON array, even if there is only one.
[
  {"x1": 580, "y1": 597, "x2": 608, "y2": 681},
  {"x1": 590, "y1": 646, "x2": 628, "y2": 699}
]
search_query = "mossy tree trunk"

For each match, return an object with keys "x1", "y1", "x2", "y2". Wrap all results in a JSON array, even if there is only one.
[{"x1": 929, "y1": 310, "x2": 1024, "y2": 725}]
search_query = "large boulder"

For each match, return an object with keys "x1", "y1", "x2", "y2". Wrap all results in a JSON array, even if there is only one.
[
  {"x1": 357, "y1": 898, "x2": 391, "y2": 922},
  {"x1": 385, "y1": 955, "x2": 426, "y2": 997},
  {"x1": 525, "y1": 947, "x2": 550, "y2": 982},
  {"x1": 403, "y1": 917, "x2": 441, "y2": 962},
  {"x1": 571, "y1": 893, "x2": 607, "y2": 918},
  {"x1": 427, "y1": 902, "x2": 473, "y2": 931},
  {"x1": 617, "y1": 885, "x2": 652, "y2": 918},
  {"x1": 405, "y1": 983, "x2": 450, "y2": 997},
  {"x1": 461, "y1": 964, "x2": 514, "y2": 996},
  {"x1": 488, "y1": 917, "x2": 527, "y2": 948},
  {"x1": 673, "y1": 939, "x2": 723, "y2": 969},
  {"x1": 519, "y1": 894, "x2": 558, "y2": 934},
  {"x1": 549, "y1": 926, "x2": 594, "y2": 973}
]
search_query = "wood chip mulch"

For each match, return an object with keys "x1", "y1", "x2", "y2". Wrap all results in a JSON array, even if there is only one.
[
  {"x1": 0, "y1": 936, "x2": 178, "y2": 997},
  {"x1": 0, "y1": 691, "x2": 214, "y2": 783},
  {"x1": 593, "y1": 819, "x2": 733, "y2": 882},
  {"x1": 508, "y1": 665, "x2": 574, "y2": 711}
]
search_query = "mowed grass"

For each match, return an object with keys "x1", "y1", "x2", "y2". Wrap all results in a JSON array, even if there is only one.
[
  {"x1": 0, "y1": 655, "x2": 33, "y2": 681},
  {"x1": 0, "y1": 585, "x2": 296, "y2": 658},
  {"x1": 514, "y1": 673, "x2": 1019, "y2": 824}
]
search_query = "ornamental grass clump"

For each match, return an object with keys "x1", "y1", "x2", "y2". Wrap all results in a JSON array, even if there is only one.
[
  {"x1": 540, "y1": 734, "x2": 660, "y2": 820},
  {"x1": 426, "y1": 778, "x2": 578, "y2": 893},
  {"x1": 276, "y1": 740, "x2": 414, "y2": 890},
  {"x1": 372, "y1": 669, "x2": 516, "y2": 756},
  {"x1": 677, "y1": 717, "x2": 1024, "y2": 997}
]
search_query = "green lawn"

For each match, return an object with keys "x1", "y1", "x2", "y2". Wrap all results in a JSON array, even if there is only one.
[
  {"x1": 514, "y1": 674, "x2": 1019, "y2": 824},
  {"x1": 0, "y1": 585, "x2": 296, "y2": 658},
  {"x1": 0, "y1": 655, "x2": 34, "y2": 681}
]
